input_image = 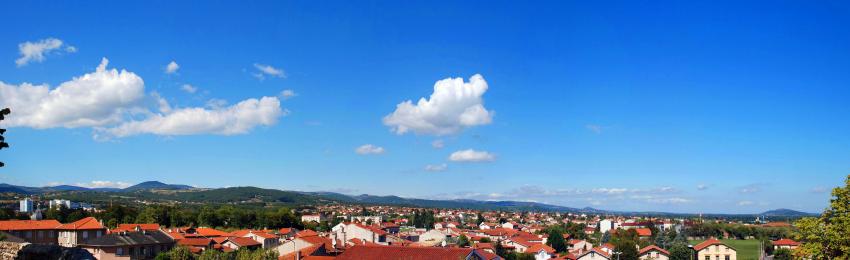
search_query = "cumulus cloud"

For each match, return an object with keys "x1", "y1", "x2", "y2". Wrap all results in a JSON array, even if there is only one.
[
  {"x1": 424, "y1": 163, "x2": 448, "y2": 172},
  {"x1": 383, "y1": 74, "x2": 494, "y2": 135},
  {"x1": 15, "y1": 38, "x2": 76, "y2": 66},
  {"x1": 165, "y1": 61, "x2": 180, "y2": 74},
  {"x1": 0, "y1": 58, "x2": 145, "y2": 128},
  {"x1": 253, "y1": 63, "x2": 285, "y2": 80},
  {"x1": 355, "y1": 144, "x2": 385, "y2": 155},
  {"x1": 2, "y1": 58, "x2": 287, "y2": 140},
  {"x1": 180, "y1": 84, "x2": 197, "y2": 94},
  {"x1": 280, "y1": 89, "x2": 297, "y2": 100},
  {"x1": 431, "y1": 139, "x2": 445, "y2": 149},
  {"x1": 95, "y1": 97, "x2": 285, "y2": 139},
  {"x1": 448, "y1": 149, "x2": 495, "y2": 162}
]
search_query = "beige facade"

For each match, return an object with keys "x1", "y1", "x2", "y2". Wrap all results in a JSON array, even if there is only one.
[
  {"x1": 696, "y1": 244, "x2": 737, "y2": 260},
  {"x1": 58, "y1": 229, "x2": 104, "y2": 247},
  {"x1": 640, "y1": 250, "x2": 670, "y2": 260}
]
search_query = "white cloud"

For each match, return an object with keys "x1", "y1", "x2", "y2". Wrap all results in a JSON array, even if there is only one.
[
  {"x1": 253, "y1": 63, "x2": 286, "y2": 80},
  {"x1": 355, "y1": 144, "x2": 385, "y2": 155},
  {"x1": 738, "y1": 184, "x2": 763, "y2": 194},
  {"x1": 0, "y1": 58, "x2": 145, "y2": 128},
  {"x1": 697, "y1": 184, "x2": 709, "y2": 191},
  {"x1": 152, "y1": 92, "x2": 171, "y2": 113},
  {"x1": 280, "y1": 89, "x2": 297, "y2": 100},
  {"x1": 737, "y1": 200, "x2": 754, "y2": 206},
  {"x1": 205, "y1": 98, "x2": 228, "y2": 109},
  {"x1": 592, "y1": 188, "x2": 629, "y2": 195},
  {"x1": 95, "y1": 97, "x2": 285, "y2": 139},
  {"x1": 165, "y1": 61, "x2": 180, "y2": 74},
  {"x1": 180, "y1": 84, "x2": 197, "y2": 94},
  {"x1": 15, "y1": 38, "x2": 76, "y2": 67},
  {"x1": 75, "y1": 180, "x2": 132, "y2": 189},
  {"x1": 431, "y1": 139, "x2": 445, "y2": 149},
  {"x1": 383, "y1": 74, "x2": 493, "y2": 135},
  {"x1": 424, "y1": 163, "x2": 448, "y2": 172},
  {"x1": 448, "y1": 149, "x2": 495, "y2": 162},
  {"x1": 810, "y1": 186, "x2": 828, "y2": 193}
]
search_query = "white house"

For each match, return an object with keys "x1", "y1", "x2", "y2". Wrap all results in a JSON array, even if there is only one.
[{"x1": 598, "y1": 219, "x2": 613, "y2": 234}]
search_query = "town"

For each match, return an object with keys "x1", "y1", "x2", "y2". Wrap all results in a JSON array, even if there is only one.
[{"x1": 0, "y1": 180, "x2": 834, "y2": 260}]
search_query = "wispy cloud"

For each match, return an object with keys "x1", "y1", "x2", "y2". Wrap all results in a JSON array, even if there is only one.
[
  {"x1": 252, "y1": 63, "x2": 286, "y2": 80},
  {"x1": 585, "y1": 124, "x2": 606, "y2": 134},
  {"x1": 16, "y1": 38, "x2": 76, "y2": 67},
  {"x1": 74, "y1": 180, "x2": 132, "y2": 189},
  {"x1": 424, "y1": 163, "x2": 448, "y2": 172}
]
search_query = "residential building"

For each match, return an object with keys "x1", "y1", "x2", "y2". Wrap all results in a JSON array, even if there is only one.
[
  {"x1": 693, "y1": 239, "x2": 737, "y2": 260},
  {"x1": 599, "y1": 219, "x2": 613, "y2": 234},
  {"x1": 639, "y1": 245, "x2": 670, "y2": 260},
  {"x1": 331, "y1": 222, "x2": 389, "y2": 245},
  {"x1": 57, "y1": 217, "x2": 107, "y2": 247},
  {"x1": 335, "y1": 245, "x2": 502, "y2": 260},
  {"x1": 78, "y1": 230, "x2": 175, "y2": 260},
  {"x1": 0, "y1": 219, "x2": 61, "y2": 244},
  {"x1": 576, "y1": 248, "x2": 611, "y2": 260},
  {"x1": 19, "y1": 198, "x2": 33, "y2": 213},
  {"x1": 772, "y1": 238, "x2": 800, "y2": 250}
]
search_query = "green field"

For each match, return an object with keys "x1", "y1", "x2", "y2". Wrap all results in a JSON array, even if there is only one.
[{"x1": 689, "y1": 239, "x2": 761, "y2": 260}]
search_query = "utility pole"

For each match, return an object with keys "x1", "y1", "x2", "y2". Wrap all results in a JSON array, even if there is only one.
[{"x1": 0, "y1": 108, "x2": 10, "y2": 167}]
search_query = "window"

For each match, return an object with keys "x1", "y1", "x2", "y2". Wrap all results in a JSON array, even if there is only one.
[
  {"x1": 25, "y1": 231, "x2": 31, "y2": 238},
  {"x1": 705, "y1": 256, "x2": 710, "y2": 260},
  {"x1": 117, "y1": 248, "x2": 124, "y2": 255},
  {"x1": 725, "y1": 256, "x2": 730, "y2": 260},
  {"x1": 82, "y1": 231, "x2": 88, "y2": 239},
  {"x1": 37, "y1": 231, "x2": 42, "y2": 238}
]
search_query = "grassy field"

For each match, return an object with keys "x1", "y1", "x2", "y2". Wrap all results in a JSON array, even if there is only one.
[{"x1": 689, "y1": 239, "x2": 761, "y2": 260}]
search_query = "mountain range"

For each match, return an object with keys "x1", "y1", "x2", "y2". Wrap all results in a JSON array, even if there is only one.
[{"x1": 0, "y1": 181, "x2": 817, "y2": 217}]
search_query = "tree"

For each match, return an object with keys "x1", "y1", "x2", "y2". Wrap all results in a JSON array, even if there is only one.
[
  {"x1": 476, "y1": 213, "x2": 485, "y2": 226},
  {"x1": 794, "y1": 174, "x2": 850, "y2": 258},
  {"x1": 613, "y1": 239, "x2": 639, "y2": 260},
  {"x1": 773, "y1": 248, "x2": 792, "y2": 260},
  {"x1": 494, "y1": 240, "x2": 508, "y2": 257},
  {"x1": 546, "y1": 229, "x2": 567, "y2": 253},
  {"x1": 601, "y1": 231, "x2": 611, "y2": 244},
  {"x1": 457, "y1": 234, "x2": 470, "y2": 247},
  {"x1": 668, "y1": 242, "x2": 691, "y2": 260},
  {"x1": 167, "y1": 246, "x2": 194, "y2": 260}
]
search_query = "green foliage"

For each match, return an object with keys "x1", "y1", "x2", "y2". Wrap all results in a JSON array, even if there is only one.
[
  {"x1": 409, "y1": 210, "x2": 436, "y2": 229},
  {"x1": 773, "y1": 248, "x2": 792, "y2": 260},
  {"x1": 794, "y1": 174, "x2": 850, "y2": 259},
  {"x1": 457, "y1": 234, "x2": 471, "y2": 247},
  {"x1": 545, "y1": 229, "x2": 567, "y2": 253},
  {"x1": 613, "y1": 239, "x2": 639, "y2": 260},
  {"x1": 479, "y1": 237, "x2": 491, "y2": 243},
  {"x1": 668, "y1": 242, "x2": 691, "y2": 260}
]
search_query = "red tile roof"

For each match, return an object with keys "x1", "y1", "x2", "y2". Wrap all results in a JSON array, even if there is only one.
[
  {"x1": 527, "y1": 243, "x2": 556, "y2": 254},
  {"x1": 639, "y1": 245, "x2": 670, "y2": 255},
  {"x1": 178, "y1": 238, "x2": 214, "y2": 247},
  {"x1": 297, "y1": 229, "x2": 319, "y2": 237},
  {"x1": 113, "y1": 223, "x2": 160, "y2": 232},
  {"x1": 772, "y1": 238, "x2": 800, "y2": 246},
  {"x1": 195, "y1": 227, "x2": 230, "y2": 237},
  {"x1": 0, "y1": 220, "x2": 61, "y2": 230},
  {"x1": 578, "y1": 248, "x2": 610, "y2": 259},
  {"x1": 336, "y1": 245, "x2": 501, "y2": 260},
  {"x1": 693, "y1": 238, "x2": 734, "y2": 251},
  {"x1": 229, "y1": 237, "x2": 262, "y2": 247},
  {"x1": 635, "y1": 228, "x2": 652, "y2": 237},
  {"x1": 57, "y1": 217, "x2": 106, "y2": 230}
]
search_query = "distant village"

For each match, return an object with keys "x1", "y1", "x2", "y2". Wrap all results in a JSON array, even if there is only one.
[{"x1": 0, "y1": 196, "x2": 803, "y2": 260}]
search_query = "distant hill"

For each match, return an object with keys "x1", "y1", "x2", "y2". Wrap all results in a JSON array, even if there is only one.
[
  {"x1": 760, "y1": 208, "x2": 817, "y2": 217},
  {"x1": 123, "y1": 181, "x2": 193, "y2": 191}
]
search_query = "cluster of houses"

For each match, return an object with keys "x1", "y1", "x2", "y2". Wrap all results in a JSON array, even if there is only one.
[{"x1": 0, "y1": 207, "x2": 804, "y2": 260}]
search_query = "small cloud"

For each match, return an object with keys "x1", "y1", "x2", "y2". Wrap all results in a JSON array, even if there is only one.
[
  {"x1": 448, "y1": 149, "x2": 495, "y2": 163},
  {"x1": 355, "y1": 144, "x2": 385, "y2": 155},
  {"x1": 16, "y1": 38, "x2": 76, "y2": 67},
  {"x1": 697, "y1": 184, "x2": 709, "y2": 191},
  {"x1": 425, "y1": 163, "x2": 448, "y2": 172},
  {"x1": 737, "y1": 200, "x2": 754, "y2": 206},
  {"x1": 205, "y1": 98, "x2": 228, "y2": 109},
  {"x1": 253, "y1": 63, "x2": 286, "y2": 80},
  {"x1": 280, "y1": 89, "x2": 297, "y2": 100},
  {"x1": 180, "y1": 84, "x2": 197, "y2": 94},
  {"x1": 165, "y1": 61, "x2": 180, "y2": 74},
  {"x1": 431, "y1": 139, "x2": 445, "y2": 149},
  {"x1": 585, "y1": 124, "x2": 606, "y2": 134},
  {"x1": 738, "y1": 184, "x2": 764, "y2": 194}
]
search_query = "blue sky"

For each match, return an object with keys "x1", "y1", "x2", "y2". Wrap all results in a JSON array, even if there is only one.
[{"x1": 1, "y1": 1, "x2": 849, "y2": 214}]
